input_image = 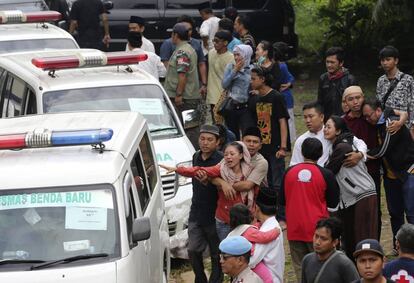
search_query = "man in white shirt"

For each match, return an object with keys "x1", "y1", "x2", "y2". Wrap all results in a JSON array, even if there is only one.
[
  {"x1": 290, "y1": 101, "x2": 367, "y2": 167},
  {"x1": 199, "y1": 7, "x2": 220, "y2": 56},
  {"x1": 249, "y1": 187, "x2": 285, "y2": 283},
  {"x1": 127, "y1": 31, "x2": 166, "y2": 80},
  {"x1": 126, "y1": 16, "x2": 155, "y2": 53}
]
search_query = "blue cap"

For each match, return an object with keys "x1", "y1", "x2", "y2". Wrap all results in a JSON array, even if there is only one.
[{"x1": 219, "y1": 236, "x2": 252, "y2": 255}]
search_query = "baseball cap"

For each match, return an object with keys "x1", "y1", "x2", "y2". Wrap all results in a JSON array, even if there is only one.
[
  {"x1": 172, "y1": 23, "x2": 189, "y2": 37},
  {"x1": 343, "y1": 85, "x2": 363, "y2": 101},
  {"x1": 219, "y1": 236, "x2": 252, "y2": 256},
  {"x1": 200, "y1": 124, "x2": 220, "y2": 137},
  {"x1": 353, "y1": 239, "x2": 384, "y2": 258}
]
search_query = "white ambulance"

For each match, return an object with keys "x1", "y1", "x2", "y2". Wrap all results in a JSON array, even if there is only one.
[
  {"x1": 0, "y1": 111, "x2": 170, "y2": 282},
  {"x1": 0, "y1": 50, "x2": 194, "y2": 253},
  {"x1": 0, "y1": 10, "x2": 79, "y2": 54}
]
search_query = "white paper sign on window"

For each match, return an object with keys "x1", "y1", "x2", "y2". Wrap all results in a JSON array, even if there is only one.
[
  {"x1": 128, "y1": 98, "x2": 163, "y2": 115},
  {"x1": 65, "y1": 207, "x2": 107, "y2": 230}
]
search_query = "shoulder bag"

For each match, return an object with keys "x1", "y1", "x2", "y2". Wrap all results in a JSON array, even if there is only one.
[
  {"x1": 314, "y1": 250, "x2": 341, "y2": 283},
  {"x1": 381, "y1": 73, "x2": 405, "y2": 109}
]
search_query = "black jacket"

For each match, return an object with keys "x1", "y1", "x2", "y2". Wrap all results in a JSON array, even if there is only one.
[
  {"x1": 368, "y1": 112, "x2": 414, "y2": 178},
  {"x1": 317, "y1": 68, "x2": 357, "y2": 121}
]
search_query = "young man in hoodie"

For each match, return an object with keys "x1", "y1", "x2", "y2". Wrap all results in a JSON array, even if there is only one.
[{"x1": 317, "y1": 47, "x2": 357, "y2": 122}]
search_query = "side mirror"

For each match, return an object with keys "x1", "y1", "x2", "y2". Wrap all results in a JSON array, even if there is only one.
[
  {"x1": 132, "y1": 217, "x2": 151, "y2": 242},
  {"x1": 182, "y1": 109, "x2": 199, "y2": 129},
  {"x1": 103, "y1": 0, "x2": 114, "y2": 10}
]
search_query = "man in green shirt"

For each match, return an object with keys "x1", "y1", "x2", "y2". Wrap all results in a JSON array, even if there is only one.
[{"x1": 164, "y1": 23, "x2": 200, "y2": 146}]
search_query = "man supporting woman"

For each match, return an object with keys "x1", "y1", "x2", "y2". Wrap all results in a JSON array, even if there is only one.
[{"x1": 324, "y1": 115, "x2": 378, "y2": 259}]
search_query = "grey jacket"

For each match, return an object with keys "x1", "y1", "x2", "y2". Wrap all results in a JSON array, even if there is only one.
[{"x1": 325, "y1": 134, "x2": 376, "y2": 209}]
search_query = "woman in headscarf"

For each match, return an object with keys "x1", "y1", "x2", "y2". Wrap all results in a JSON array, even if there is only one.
[
  {"x1": 160, "y1": 141, "x2": 258, "y2": 240},
  {"x1": 220, "y1": 44, "x2": 255, "y2": 139}
]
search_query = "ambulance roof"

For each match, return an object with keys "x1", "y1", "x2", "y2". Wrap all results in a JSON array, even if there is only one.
[
  {"x1": 0, "y1": 111, "x2": 148, "y2": 189},
  {"x1": 0, "y1": 49, "x2": 158, "y2": 92},
  {"x1": 0, "y1": 23, "x2": 74, "y2": 41}
]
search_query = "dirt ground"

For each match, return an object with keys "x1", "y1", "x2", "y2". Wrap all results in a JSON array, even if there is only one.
[{"x1": 169, "y1": 77, "x2": 395, "y2": 283}]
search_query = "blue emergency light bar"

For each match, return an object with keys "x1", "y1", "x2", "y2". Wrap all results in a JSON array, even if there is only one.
[{"x1": 0, "y1": 128, "x2": 113, "y2": 150}]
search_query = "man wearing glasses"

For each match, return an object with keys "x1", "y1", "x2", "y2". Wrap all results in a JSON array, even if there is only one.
[
  {"x1": 219, "y1": 236, "x2": 263, "y2": 283},
  {"x1": 362, "y1": 97, "x2": 414, "y2": 255}
]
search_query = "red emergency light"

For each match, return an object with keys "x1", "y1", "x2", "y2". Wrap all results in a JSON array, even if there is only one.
[
  {"x1": 0, "y1": 10, "x2": 61, "y2": 24},
  {"x1": 32, "y1": 52, "x2": 148, "y2": 71}
]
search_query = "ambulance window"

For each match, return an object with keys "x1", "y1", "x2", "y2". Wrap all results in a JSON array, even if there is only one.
[
  {"x1": 130, "y1": 152, "x2": 151, "y2": 212},
  {"x1": 0, "y1": 69, "x2": 7, "y2": 118},
  {"x1": 5, "y1": 76, "x2": 26, "y2": 117},
  {"x1": 139, "y1": 132, "x2": 157, "y2": 194},
  {"x1": 25, "y1": 90, "x2": 37, "y2": 115}
]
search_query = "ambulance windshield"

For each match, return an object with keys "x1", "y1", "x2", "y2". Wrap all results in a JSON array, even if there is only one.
[
  {"x1": 0, "y1": 186, "x2": 119, "y2": 267},
  {"x1": 43, "y1": 84, "x2": 180, "y2": 137}
]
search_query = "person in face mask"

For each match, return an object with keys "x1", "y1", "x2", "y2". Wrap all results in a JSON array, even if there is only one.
[
  {"x1": 221, "y1": 44, "x2": 256, "y2": 139},
  {"x1": 254, "y1": 41, "x2": 282, "y2": 91}
]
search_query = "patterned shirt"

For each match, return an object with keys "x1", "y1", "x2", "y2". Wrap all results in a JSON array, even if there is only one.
[
  {"x1": 376, "y1": 70, "x2": 414, "y2": 124},
  {"x1": 240, "y1": 32, "x2": 256, "y2": 54},
  {"x1": 175, "y1": 50, "x2": 191, "y2": 73}
]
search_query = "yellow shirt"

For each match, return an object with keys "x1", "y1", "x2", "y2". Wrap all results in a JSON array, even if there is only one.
[{"x1": 206, "y1": 49, "x2": 234, "y2": 105}]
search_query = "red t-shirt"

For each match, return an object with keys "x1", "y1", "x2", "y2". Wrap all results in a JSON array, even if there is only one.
[{"x1": 280, "y1": 163, "x2": 339, "y2": 242}]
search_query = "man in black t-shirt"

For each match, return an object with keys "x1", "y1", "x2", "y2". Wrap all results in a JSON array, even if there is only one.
[
  {"x1": 69, "y1": 0, "x2": 110, "y2": 49},
  {"x1": 187, "y1": 124, "x2": 223, "y2": 283},
  {"x1": 249, "y1": 66, "x2": 289, "y2": 222}
]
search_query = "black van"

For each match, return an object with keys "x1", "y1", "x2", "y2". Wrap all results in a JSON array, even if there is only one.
[{"x1": 105, "y1": 0, "x2": 298, "y2": 56}]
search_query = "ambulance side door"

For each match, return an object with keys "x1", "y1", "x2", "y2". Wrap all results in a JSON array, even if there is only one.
[
  {"x1": 122, "y1": 171, "x2": 151, "y2": 283},
  {"x1": 129, "y1": 132, "x2": 163, "y2": 283}
]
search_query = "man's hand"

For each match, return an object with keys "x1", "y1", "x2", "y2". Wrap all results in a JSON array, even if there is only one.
[
  {"x1": 103, "y1": 34, "x2": 111, "y2": 48},
  {"x1": 343, "y1": 151, "x2": 363, "y2": 167},
  {"x1": 220, "y1": 182, "x2": 237, "y2": 200},
  {"x1": 175, "y1": 95, "x2": 183, "y2": 106},
  {"x1": 275, "y1": 148, "x2": 287, "y2": 159},
  {"x1": 387, "y1": 120, "x2": 403, "y2": 135},
  {"x1": 199, "y1": 85, "x2": 207, "y2": 98},
  {"x1": 195, "y1": 170, "x2": 209, "y2": 186}
]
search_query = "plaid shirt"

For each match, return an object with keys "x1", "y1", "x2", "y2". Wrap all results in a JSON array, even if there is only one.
[{"x1": 376, "y1": 70, "x2": 414, "y2": 124}]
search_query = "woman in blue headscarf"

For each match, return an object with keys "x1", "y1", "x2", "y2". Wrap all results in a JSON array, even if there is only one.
[{"x1": 221, "y1": 44, "x2": 255, "y2": 139}]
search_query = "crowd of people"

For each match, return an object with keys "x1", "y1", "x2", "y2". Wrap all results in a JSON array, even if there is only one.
[{"x1": 67, "y1": 2, "x2": 414, "y2": 282}]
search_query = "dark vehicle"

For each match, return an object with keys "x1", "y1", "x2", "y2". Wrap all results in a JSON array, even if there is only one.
[
  {"x1": 105, "y1": 0, "x2": 298, "y2": 57},
  {"x1": 0, "y1": 0, "x2": 49, "y2": 11}
]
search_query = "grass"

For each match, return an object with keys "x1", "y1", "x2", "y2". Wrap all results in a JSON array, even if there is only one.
[{"x1": 170, "y1": 74, "x2": 395, "y2": 282}]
